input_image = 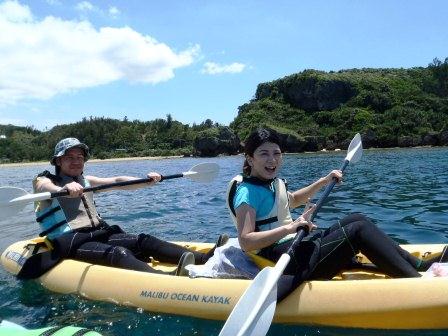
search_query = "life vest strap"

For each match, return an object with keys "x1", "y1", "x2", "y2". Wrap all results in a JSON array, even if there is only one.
[
  {"x1": 228, "y1": 180, "x2": 238, "y2": 216},
  {"x1": 254, "y1": 216, "x2": 278, "y2": 232},
  {"x1": 36, "y1": 205, "x2": 62, "y2": 223},
  {"x1": 39, "y1": 219, "x2": 67, "y2": 237}
]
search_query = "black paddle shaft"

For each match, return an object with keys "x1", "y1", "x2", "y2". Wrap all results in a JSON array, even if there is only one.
[
  {"x1": 310, "y1": 159, "x2": 349, "y2": 221},
  {"x1": 49, "y1": 173, "x2": 184, "y2": 198},
  {"x1": 288, "y1": 159, "x2": 351, "y2": 254}
]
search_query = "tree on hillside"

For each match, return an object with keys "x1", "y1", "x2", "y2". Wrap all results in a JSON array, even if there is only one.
[
  {"x1": 166, "y1": 114, "x2": 173, "y2": 129},
  {"x1": 428, "y1": 57, "x2": 448, "y2": 96}
]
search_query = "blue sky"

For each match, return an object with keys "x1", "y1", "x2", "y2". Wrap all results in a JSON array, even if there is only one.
[{"x1": 0, "y1": 0, "x2": 447, "y2": 131}]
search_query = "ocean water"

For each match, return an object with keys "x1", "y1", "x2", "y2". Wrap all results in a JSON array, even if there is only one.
[{"x1": 0, "y1": 147, "x2": 447, "y2": 336}]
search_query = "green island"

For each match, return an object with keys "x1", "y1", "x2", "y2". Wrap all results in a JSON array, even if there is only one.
[{"x1": 1, "y1": 58, "x2": 447, "y2": 163}]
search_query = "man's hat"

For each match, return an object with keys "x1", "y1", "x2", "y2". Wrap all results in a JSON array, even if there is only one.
[{"x1": 51, "y1": 137, "x2": 89, "y2": 165}]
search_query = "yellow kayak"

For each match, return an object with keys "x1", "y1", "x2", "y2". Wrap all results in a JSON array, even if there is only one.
[{"x1": 1, "y1": 238, "x2": 447, "y2": 330}]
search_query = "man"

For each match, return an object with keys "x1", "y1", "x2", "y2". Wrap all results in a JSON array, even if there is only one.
[{"x1": 30, "y1": 137, "x2": 227, "y2": 277}]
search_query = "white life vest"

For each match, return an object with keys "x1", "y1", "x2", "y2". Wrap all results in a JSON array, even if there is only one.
[
  {"x1": 33, "y1": 173, "x2": 102, "y2": 239},
  {"x1": 226, "y1": 175, "x2": 295, "y2": 244}
]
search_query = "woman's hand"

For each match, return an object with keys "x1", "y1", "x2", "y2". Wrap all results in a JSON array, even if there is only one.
[
  {"x1": 322, "y1": 169, "x2": 343, "y2": 185},
  {"x1": 61, "y1": 181, "x2": 84, "y2": 197},
  {"x1": 287, "y1": 201, "x2": 316, "y2": 233},
  {"x1": 146, "y1": 172, "x2": 162, "y2": 186}
]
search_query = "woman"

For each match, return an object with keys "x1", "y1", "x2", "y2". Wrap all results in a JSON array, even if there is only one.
[
  {"x1": 21, "y1": 137, "x2": 227, "y2": 279},
  {"x1": 227, "y1": 128, "x2": 446, "y2": 299}
]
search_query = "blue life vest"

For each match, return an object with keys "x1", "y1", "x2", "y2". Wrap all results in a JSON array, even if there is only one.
[
  {"x1": 33, "y1": 172, "x2": 102, "y2": 239},
  {"x1": 226, "y1": 175, "x2": 296, "y2": 249}
]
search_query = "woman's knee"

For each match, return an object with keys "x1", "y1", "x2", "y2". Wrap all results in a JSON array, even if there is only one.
[
  {"x1": 340, "y1": 213, "x2": 372, "y2": 226},
  {"x1": 137, "y1": 233, "x2": 160, "y2": 247},
  {"x1": 108, "y1": 246, "x2": 135, "y2": 266},
  {"x1": 343, "y1": 217, "x2": 378, "y2": 242}
]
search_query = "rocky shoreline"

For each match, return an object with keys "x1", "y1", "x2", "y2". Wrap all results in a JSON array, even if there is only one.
[
  {"x1": 193, "y1": 127, "x2": 448, "y2": 156},
  {"x1": 0, "y1": 156, "x2": 183, "y2": 168},
  {"x1": 1, "y1": 144, "x2": 446, "y2": 167},
  {"x1": 2, "y1": 127, "x2": 447, "y2": 165}
]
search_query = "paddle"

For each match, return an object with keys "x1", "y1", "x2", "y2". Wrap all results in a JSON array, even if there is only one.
[
  {"x1": 218, "y1": 133, "x2": 363, "y2": 336},
  {"x1": 0, "y1": 162, "x2": 219, "y2": 217}
]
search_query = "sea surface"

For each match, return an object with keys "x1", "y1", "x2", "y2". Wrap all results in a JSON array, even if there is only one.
[{"x1": 0, "y1": 147, "x2": 447, "y2": 336}]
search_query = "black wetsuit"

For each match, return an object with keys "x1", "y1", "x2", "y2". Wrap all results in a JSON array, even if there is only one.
[
  {"x1": 71, "y1": 224, "x2": 212, "y2": 274},
  {"x1": 19, "y1": 222, "x2": 214, "y2": 279},
  {"x1": 258, "y1": 213, "x2": 422, "y2": 301}
]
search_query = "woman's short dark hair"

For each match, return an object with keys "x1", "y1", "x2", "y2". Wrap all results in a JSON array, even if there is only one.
[{"x1": 243, "y1": 128, "x2": 281, "y2": 175}]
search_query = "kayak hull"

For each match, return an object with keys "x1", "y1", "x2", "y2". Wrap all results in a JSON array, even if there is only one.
[{"x1": 2, "y1": 239, "x2": 448, "y2": 330}]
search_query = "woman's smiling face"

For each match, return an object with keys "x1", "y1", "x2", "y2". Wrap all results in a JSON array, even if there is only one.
[{"x1": 247, "y1": 141, "x2": 283, "y2": 180}]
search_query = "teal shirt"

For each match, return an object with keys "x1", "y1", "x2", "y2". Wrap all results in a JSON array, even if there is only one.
[{"x1": 233, "y1": 182, "x2": 275, "y2": 219}]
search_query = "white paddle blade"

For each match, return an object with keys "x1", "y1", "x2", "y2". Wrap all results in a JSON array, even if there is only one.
[
  {"x1": 219, "y1": 267, "x2": 274, "y2": 336},
  {"x1": 185, "y1": 162, "x2": 219, "y2": 183},
  {"x1": 220, "y1": 254, "x2": 290, "y2": 336},
  {"x1": 346, "y1": 133, "x2": 363, "y2": 163},
  {"x1": 10, "y1": 191, "x2": 52, "y2": 204},
  {"x1": 244, "y1": 285, "x2": 277, "y2": 336},
  {"x1": 0, "y1": 187, "x2": 30, "y2": 217}
]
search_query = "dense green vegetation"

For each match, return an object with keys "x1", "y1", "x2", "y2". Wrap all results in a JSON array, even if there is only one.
[
  {"x1": 231, "y1": 58, "x2": 448, "y2": 149},
  {"x1": 1, "y1": 58, "x2": 447, "y2": 162},
  {"x1": 0, "y1": 116, "x2": 223, "y2": 163}
]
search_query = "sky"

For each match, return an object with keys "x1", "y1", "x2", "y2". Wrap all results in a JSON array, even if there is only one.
[{"x1": 0, "y1": 0, "x2": 447, "y2": 131}]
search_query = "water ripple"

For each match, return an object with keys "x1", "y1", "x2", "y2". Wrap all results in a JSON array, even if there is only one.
[{"x1": 0, "y1": 148, "x2": 447, "y2": 335}]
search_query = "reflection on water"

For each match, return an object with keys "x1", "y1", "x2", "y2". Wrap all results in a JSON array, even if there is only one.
[{"x1": 0, "y1": 148, "x2": 447, "y2": 335}]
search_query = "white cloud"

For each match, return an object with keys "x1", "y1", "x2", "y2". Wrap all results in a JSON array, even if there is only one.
[
  {"x1": 75, "y1": 2, "x2": 120, "y2": 19},
  {"x1": 0, "y1": 0, "x2": 32, "y2": 22},
  {"x1": 0, "y1": 0, "x2": 200, "y2": 105},
  {"x1": 46, "y1": 0, "x2": 61, "y2": 5},
  {"x1": 201, "y1": 61, "x2": 246, "y2": 75},
  {"x1": 75, "y1": 1, "x2": 95, "y2": 12},
  {"x1": 108, "y1": 6, "x2": 120, "y2": 18}
]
